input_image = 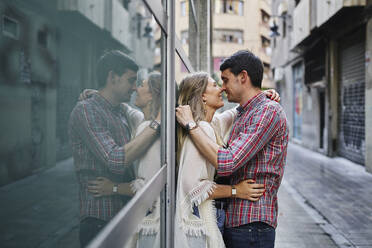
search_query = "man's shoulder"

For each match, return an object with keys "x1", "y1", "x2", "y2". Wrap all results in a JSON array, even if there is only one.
[
  {"x1": 258, "y1": 98, "x2": 285, "y2": 116},
  {"x1": 70, "y1": 98, "x2": 100, "y2": 120},
  {"x1": 248, "y1": 98, "x2": 288, "y2": 126}
]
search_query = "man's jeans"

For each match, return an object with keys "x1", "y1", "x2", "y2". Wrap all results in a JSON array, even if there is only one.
[
  {"x1": 79, "y1": 217, "x2": 107, "y2": 247},
  {"x1": 223, "y1": 222, "x2": 275, "y2": 248}
]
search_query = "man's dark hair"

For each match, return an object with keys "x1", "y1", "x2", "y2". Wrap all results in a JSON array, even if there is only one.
[
  {"x1": 96, "y1": 50, "x2": 139, "y2": 88},
  {"x1": 220, "y1": 50, "x2": 264, "y2": 88}
]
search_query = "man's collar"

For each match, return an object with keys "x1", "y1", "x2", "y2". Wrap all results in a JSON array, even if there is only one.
[
  {"x1": 236, "y1": 92, "x2": 265, "y2": 116},
  {"x1": 92, "y1": 93, "x2": 121, "y2": 113}
]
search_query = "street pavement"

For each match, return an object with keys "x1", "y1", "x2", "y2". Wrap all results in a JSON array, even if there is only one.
[
  {"x1": 277, "y1": 143, "x2": 372, "y2": 248},
  {"x1": 1, "y1": 143, "x2": 371, "y2": 247},
  {"x1": 0, "y1": 158, "x2": 80, "y2": 248}
]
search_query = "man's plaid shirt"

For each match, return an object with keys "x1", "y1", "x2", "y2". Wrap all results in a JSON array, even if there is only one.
[
  {"x1": 69, "y1": 94, "x2": 142, "y2": 221},
  {"x1": 217, "y1": 92, "x2": 289, "y2": 228}
]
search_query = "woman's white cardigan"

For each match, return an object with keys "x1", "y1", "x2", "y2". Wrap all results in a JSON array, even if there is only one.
[
  {"x1": 127, "y1": 120, "x2": 161, "y2": 248},
  {"x1": 175, "y1": 109, "x2": 237, "y2": 248}
]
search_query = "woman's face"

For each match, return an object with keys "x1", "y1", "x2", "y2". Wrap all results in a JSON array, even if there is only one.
[
  {"x1": 135, "y1": 79, "x2": 153, "y2": 108},
  {"x1": 202, "y1": 77, "x2": 224, "y2": 110}
]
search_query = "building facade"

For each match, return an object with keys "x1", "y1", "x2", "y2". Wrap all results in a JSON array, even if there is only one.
[
  {"x1": 271, "y1": 0, "x2": 372, "y2": 172},
  {"x1": 176, "y1": 0, "x2": 274, "y2": 88}
]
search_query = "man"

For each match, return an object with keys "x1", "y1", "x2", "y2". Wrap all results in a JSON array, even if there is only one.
[
  {"x1": 176, "y1": 50, "x2": 289, "y2": 248},
  {"x1": 69, "y1": 50, "x2": 161, "y2": 247}
]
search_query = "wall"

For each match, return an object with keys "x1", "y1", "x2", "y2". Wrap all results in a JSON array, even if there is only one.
[{"x1": 292, "y1": 0, "x2": 310, "y2": 48}]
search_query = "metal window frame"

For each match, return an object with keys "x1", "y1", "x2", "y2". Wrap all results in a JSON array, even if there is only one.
[
  {"x1": 165, "y1": 0, "x2": 176, "y2": 246},
  {"x1": 86, "y1": 0, "x2": 198, "y2": 246},
  {"x1": 175, "y1": 36, "x2": 195, "y2": 73},
  {"x1": 189, "y1": 0, "x2": 198, "y2": 30},
  {"x1": 87, "y1": 165, "x2": 167, "y2": 248}
]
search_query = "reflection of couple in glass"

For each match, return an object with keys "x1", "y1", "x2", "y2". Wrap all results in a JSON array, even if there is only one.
[
  {"x1": 69, "y1": 51, "x2": 162, "y2": 247},
  {"x1": 175, "y1": 50, "x2": 288, "y2": 248}
]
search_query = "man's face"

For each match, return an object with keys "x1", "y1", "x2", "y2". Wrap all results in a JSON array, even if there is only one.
[
  {"x1": 220, "y1": 68, "x2": 242, "y2": 103},
  {"x1": 114, "y1": 70, "x2": 137, "y2": 102}
]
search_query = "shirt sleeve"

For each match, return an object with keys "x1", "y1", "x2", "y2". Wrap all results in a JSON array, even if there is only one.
[
  {"x1": 70, "y1": 103, "x2": 127, "y2": 174},
  {"x1": 217, "y1": 105, "x2": 281, "y2": 176}
]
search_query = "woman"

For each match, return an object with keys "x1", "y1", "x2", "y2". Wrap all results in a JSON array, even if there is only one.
[
  {"x1": 87, "y1": 71, "x2": 162, "y2": 248},
  {"x1": 175, "y1": 72, "x2": 278, "y2": 248}
]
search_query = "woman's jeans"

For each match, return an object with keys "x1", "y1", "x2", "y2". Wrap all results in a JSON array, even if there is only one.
[
  {"x1": 223, "y1": 222, "x2": 275, "y2": 248},
  {"x1": 216, "y1": 208, "x2": 226, "y2": 234}
]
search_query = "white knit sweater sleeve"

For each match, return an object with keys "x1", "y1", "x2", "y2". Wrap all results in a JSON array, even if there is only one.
[
  {"x1": 212, "y1": 108, "x2": 237, "y2": 141},
  {"x1": 177, "y1": 121, "x2": 217, "y2": 212}
]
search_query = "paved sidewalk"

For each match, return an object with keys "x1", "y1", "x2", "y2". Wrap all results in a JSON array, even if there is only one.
[
  {"x1": 280, "y1": 143, "x2": 372, "y2": 248},
  {"x1": 276, "y1": 179, "x2": 338, "y2": 248},
  {"x1": 0, "y1": 158, "x2": 80, "y2": 248}
]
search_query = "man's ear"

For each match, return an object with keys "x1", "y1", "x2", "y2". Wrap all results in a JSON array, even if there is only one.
[
  {"x1": 240, "y1": 70, "x2": 251, "y2": 86},
  {"x1": 239, "y1": 70, "x2": 248, "y2": 84},
  {"x1": 107, "y1": 70, "x2": 117, "y2": 85}
]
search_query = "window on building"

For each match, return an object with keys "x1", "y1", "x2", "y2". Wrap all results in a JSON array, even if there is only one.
[
  {"x1": 215, "y1": 0, "x2": 244, "y2": 16},
  {"x1": 214, "y1": 29, "x2": 243, "y2": 44},
  {"x1": 2, "y1": 16, "x2": 19, "y2": 39},
  {"x1": 181, "y1": 1, "x2": 188, "y2": 17},
  {"x1": 261, "y1": 9, "x2": 270, "y2": 25},
  {"x1": 37, "y1": 30, "x2": 48, "y2": 48},
  {"x1": 238, "y1": 1, "x2": 244, "y2": 16},
  {"x1": 181, "y1": 30, "x2": 189, "y2": 45},
  {"x1": 122, "y1": 0, "x2": 130, "y2": 10},
  {"x1": 261, "y1": 35, "x2": 270, "y2": 48},
  {"x1": 262, "y1": 35, "x2": 271, "y2": 55},
  {"x1": 295, "y1": 0, "x2": 301, "y2": 6},
  {"x1": 304, "y1": 40, "x2": 325, "y2": 84}
]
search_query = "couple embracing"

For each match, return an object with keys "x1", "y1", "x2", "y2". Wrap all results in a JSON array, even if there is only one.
[{"x1": 175, "y1": 50, "x2": 289, "y2": 248}]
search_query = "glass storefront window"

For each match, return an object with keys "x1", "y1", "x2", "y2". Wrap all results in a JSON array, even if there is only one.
[{"x1": 0, "y1": 0, "x2": 165, "y2": 247}]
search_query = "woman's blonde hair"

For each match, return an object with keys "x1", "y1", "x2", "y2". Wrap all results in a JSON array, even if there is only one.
[
  {"x1": 176, "y1": 72, "x2": 210, "y2": 164},
  {"x1": 147, "y1": 71, "x2": 162, "y2": 119}
]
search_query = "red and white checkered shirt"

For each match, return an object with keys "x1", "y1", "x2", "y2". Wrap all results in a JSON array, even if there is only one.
[
  {"x1": 69, "y1": 94, "x2": 136, "y2": 221},
  {"x1": 217, "y1": 92, "x2": 289, "y2": 228}
]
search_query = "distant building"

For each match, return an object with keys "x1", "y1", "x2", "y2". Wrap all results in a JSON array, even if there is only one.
[
  {"x1": 175, "y1": 0, "x2": 274, "y2": 88},
  {"x1": 271, "y1": 0, "x2": 372, "y2": 172}
]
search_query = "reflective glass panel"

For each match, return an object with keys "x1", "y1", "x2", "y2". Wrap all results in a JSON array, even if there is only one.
[{"x1": 0, "y1": 0, "x2": 165, "y2": 247}]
